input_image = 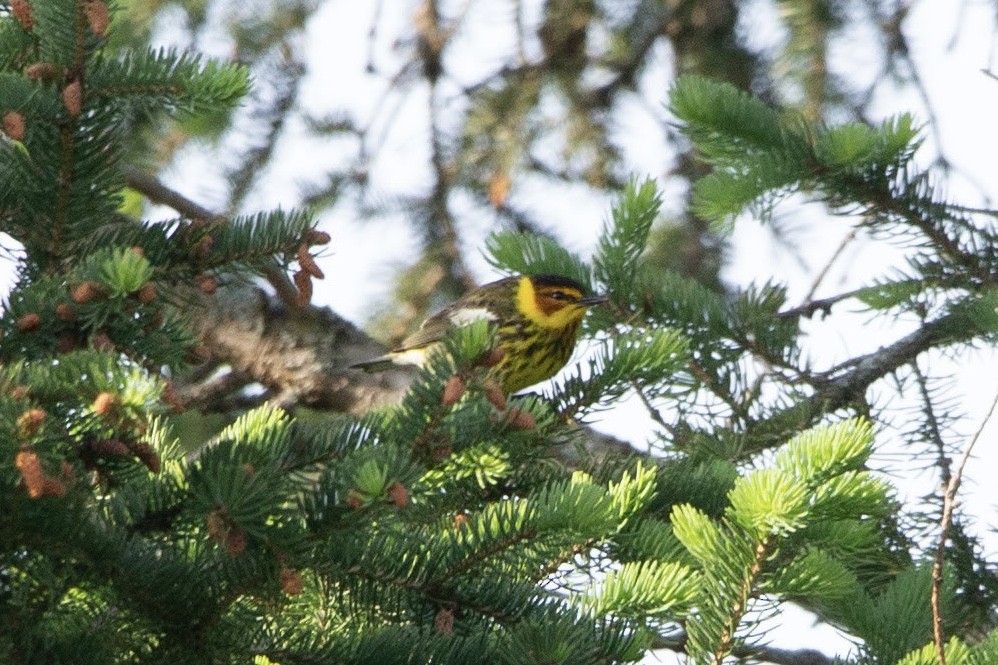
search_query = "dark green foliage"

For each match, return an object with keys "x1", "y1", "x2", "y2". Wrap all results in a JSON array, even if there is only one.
[
  {"x1": 485, "y1": 231, "x2": 594, "y2": 293},
  {"x1": 670, "y1": 76, "x2": 924, "y2": 229},
  {"x1": 88, "y1": 48, "x2": 249, "y2": 117},
  {"x1": 594, "y1": 178, "x2": 662, "y2": 304},
  {"x1": 0, "y1": 1, "x2": 321, "y2": 662},
  {"x1": 553, "y1": 327, "x2": 689, "y2": 417}
]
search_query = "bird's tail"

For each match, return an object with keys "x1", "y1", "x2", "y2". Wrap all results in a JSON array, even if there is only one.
[{"x1": 349, "y1": 356, "x2": 395, "y2": 373}]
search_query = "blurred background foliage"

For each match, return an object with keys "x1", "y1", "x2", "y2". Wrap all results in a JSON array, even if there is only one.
[{"x1": 116, "y1": 0, "x2": 956, "y2": 342}]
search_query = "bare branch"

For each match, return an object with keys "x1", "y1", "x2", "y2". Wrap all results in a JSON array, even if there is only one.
[
  {"x1": 186, "y1": 282, "x2": 413, "y2": 415},
  {"x1": 930, "y1": 386, "x2": 998, "y2": 664},
  {"x1": 817, "y1": 314, "x2": 968, "y2": 409},
  {"x1": 652, "y1": 630, "x2": 836, "y2": 665}
]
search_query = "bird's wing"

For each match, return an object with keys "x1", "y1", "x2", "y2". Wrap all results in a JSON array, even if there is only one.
[{"x1": 394, "y1": 305, "x2": 496, "y2": 352}]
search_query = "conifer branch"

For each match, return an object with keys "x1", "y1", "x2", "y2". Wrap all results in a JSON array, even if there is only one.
[
  {"x1": 122, "y1": 164, "x2": 219, "y2": 221},
  {"x1": 844, "y1": 171, "x2": 991, "y2": 286},
  {"x1": 817, "y1": 313, "x2": 969, "y2": 410},
  {"x1": 913, "y1": 361, "x2": 950, "y2": 485},
  {"x1": 630, "y1": 379, "x2": 672, "y2": 433},
  {"x1": 121, "y1": 165, "x2": 301, "y2": 308},
  {"x1": 711, "y1": 539, "x2": 772, "y2": 665},
  {"x1": 430, "y1": 529, "x2": 539, "y2": 589},
  {"x1": 652, "y1": 630, "x2": 835, "y2": 665},
  {"x1": 734, "y1": 643, "x2": 834, "y2": 665}
]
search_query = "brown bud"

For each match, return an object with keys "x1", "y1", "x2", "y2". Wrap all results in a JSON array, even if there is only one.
[
  {"x1": 279, "y1": 567, "x2": 304, "y2": 595},
  {"x1": 16, "y1": 313, "x2": 41, "y2": 332},
  {"x1": 11, "y1": 0, "x2": 33, "y2": 31},
  {"x1": 344, "y1": 490, "x2": 364, "y2": 509},
  {"x1": 224, "y1": 528, "x2": 247, "y2": 556},
  {"x1": 488, "y1": 172, "x2": 511, "y2": 208},
  {"x1": 2, "y1": 111, "x2": 25, "y2": 141},
  {"x1": 17, "y1": 408, "x2": 46, "y2": 438},
  {"x1": 41, "y1": 476, "x2": 68, "y2": 498},
  {"x1": 205, "y1": 509, "x2": 228, "y2": 542},
  {"x1": 431, "y1": 444, "x2": 453, "y2": 461},
  {"x1": 506, "y1": 407, "x2": 537, "y2": 430},
  {"x1": 143, "y1": 308, "x2": 165, "y2": 333},
  {"x1": 453, "y1": 513, "x2": 469, "y2": 530},
  {"x1": 130, "y1": 246, "x2": 145, "y2": 256},
  {"x1": 92, "y1": 391, "x2": 118, "y2": 416},
  {"x1": 242, "y1": 463, "x2": 256, "y2": 477},
  {"x1": 304, "y1": 228, "x2": 331, "y2": 245},
  {"x1": 387, "y1": 481, "x2": 409, "y2": 508},
  {"x1": 136, "y1": 283, "x2": 157, "y2": 304},
  {"x1": 297, "y1": 244, "x2": 325, "y2": 279},
  {"x1": 24, "y1": 62, "x2": 59, "y2": 81},
  {"x1": 15, "y1": 449, "x2": 45, "y2": 498},
  {"x1": 193, "y1": 235, "x2": 214, "y2": 261},
  {"x1": 62, "y1": 80, "x2": 82, "y2": 117},
  {"x1": 55, "y1": 303, "x2": 75, "y2": 321},
  {"x1": 195, "y1": 274, "x2": 217, "y2": 295},
  {"x1": 132, "y1": 441, "x2": 161, "y2": 473},
  {"x1": 56, "y1": 336, "x2": 77, "y2": 354},
  {"x1": 91, "y1": 438, "x2": 130, "y2": 457},
  {"x1": 206, "y1": 509, "x2": 247, "y2": 554},
  {"x1": 71, "y1": 281, "x2": 103, "y2": 303},
  {"x1": 10, "y1": 385, "x2": 30, "y2": 400},
  {"x1": 481, "y1": 379, "x2": 507, "y2": 411},
  {"x1": 293, "y1": 269, "x2": 312, "y2": 307},
  {"x1": 434, "y1": 608, "x2": 455, "y2": 635},
  {"x1": 90, "y1": 332, "x2": 114, "y2": 352},
  {"x1": 83, "y1": 0, "x2": 110, "y2": 37},
  {"x1": 160, "y1": 381, "x2": 185, "y2": 412},
  {"x1": 441, "y1": 375, "x2": 465, "y2": 407},
  {"x1": 478, "y1": 347, "x2": 506, "y2": 368}
]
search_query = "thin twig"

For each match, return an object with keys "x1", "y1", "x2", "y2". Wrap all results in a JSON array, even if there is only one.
[
  {"x1": 122, "y1": 164, "x2": 219, "y2": 220},
  {"x1": 630, "y1": 379, "x2": 672, "y2": 434},
  {"x1": 802, "y1": 227, "x2": 858, "y2": 304},
  {"x1": 930, "y1": 386, "x2": 998, "y2": 665},
  {"x1": 778, "y1": 290, "x2": 860, "y2": 320},
  {"x1": 913, "y1": 361, "x2": 950, "y2": 487}
]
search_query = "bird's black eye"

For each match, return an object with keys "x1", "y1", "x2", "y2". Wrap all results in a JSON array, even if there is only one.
[{"x1": 549, "y1": 291, "x2": 568, "y2": 301}]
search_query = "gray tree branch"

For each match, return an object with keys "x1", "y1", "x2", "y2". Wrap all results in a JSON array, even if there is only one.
[{"x1": 185, "y1": 282, "x2": 413, "y2": 415}]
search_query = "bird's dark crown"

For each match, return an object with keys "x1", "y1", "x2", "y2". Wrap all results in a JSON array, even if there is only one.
[{"x1": 528, "y1": 273, "x2": 588, "y2": 294}]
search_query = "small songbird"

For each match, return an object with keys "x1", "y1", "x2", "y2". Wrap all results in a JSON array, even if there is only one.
[{"x1": 351, "y1": 274, "x2": 606, "y2": 393}]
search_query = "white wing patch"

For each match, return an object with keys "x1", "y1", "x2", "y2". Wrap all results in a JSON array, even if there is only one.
[
  {"x1": 388, "y1": 347, "x2": 433, "y2": 367},
  {"x1": 448, "y1": 307, "x2": 497, "y2": 326}
]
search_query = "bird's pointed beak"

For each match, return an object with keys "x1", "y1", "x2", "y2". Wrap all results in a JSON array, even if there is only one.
[{"x1": 577, "y1": 294, "x2": 608, "y2": 307}]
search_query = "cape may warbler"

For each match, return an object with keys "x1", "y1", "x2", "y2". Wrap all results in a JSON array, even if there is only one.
[{"x1": 351, "y1": 274, "x2": 606, "y2": 393}]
